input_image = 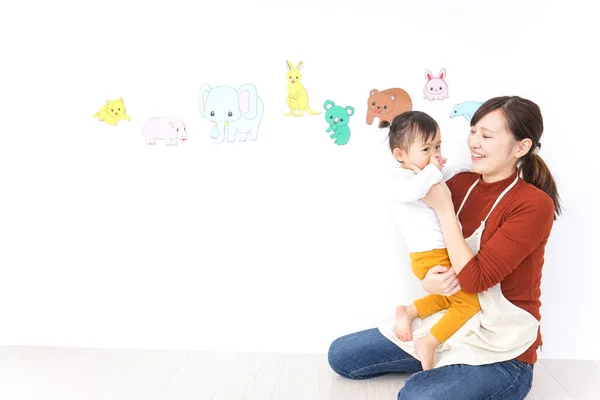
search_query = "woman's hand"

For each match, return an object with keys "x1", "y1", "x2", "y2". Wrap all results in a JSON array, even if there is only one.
[
  {"x1": 422, "y1": 181, "x2": 454, "y2": 216},
  {"x1": 422, "y1": 265, "x2": 462, "y2": 296}
]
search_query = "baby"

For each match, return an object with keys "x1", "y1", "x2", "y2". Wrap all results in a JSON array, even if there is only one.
[{"x1": 388, "y1": 111, "x2": 476, "y2": 370}]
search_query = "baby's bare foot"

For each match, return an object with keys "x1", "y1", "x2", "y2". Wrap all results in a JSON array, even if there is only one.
[
  {"x1": 414, "y1": 334, "x2": 440, "y2": 371},
  {"x1": 394, "y1": 305, "x2": 414, "y2": 342}
]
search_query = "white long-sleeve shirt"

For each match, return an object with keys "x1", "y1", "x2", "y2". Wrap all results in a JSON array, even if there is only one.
[{"x1": 391, "y1": 162, "x2": 472, "y2": 253}]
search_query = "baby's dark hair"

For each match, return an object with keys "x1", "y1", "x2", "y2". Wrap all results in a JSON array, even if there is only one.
[{"x1": 387, "y1": 111, "x2": 439, "y2": 153}]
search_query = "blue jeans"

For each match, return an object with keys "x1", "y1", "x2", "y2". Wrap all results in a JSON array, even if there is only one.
[{"x1": 328, "y1": 328, "x2": 534, "y2": 399}]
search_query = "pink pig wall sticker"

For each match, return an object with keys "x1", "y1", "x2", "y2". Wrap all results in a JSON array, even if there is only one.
[
  {"x1": 423, "y1": 68, "x2": 449, "y2": 101},
  {"x1": 142, "y1": 117, "x2": 188, "y2": 146}
]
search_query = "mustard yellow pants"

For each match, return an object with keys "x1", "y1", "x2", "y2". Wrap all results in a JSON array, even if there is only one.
[{"x1": 410, "y1": 248, "x2": 481, "y2": 343}]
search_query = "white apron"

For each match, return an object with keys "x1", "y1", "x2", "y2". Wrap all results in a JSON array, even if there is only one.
[{"x1": 377, "y1": 175, "x2": 540, "y2": 368}]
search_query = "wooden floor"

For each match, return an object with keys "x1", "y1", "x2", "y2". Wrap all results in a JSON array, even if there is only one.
[{"x1": 0, "y1": 346, "x2": 598, "y2": 399}]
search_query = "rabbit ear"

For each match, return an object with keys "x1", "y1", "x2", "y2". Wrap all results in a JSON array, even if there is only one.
[
  {"x1": 425, "y1": 69, "x2": 433, "y2": 81},
  {"x1": 296, "y1": 61, "x2": 303, "y2": 70},
  {"x1": 438, "y1": 68, "x2": 446, "y2": 79},
  {"x1": 286, "y1": 60, "x2": 293, "y2": 70}
]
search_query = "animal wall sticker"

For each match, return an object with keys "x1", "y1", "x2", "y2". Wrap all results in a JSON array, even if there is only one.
[
  {"x1": 142, "y1": 117, "x2": 188, "y2": 146},
  {"x1": 366, "y1": 88, "x2": 412, "y2": 128},
  {"x1": 324, "y1": 100, "x2": 354, "y2": 146},
  {"x1": 198, "y1": 83, "x2": 264, "y2": 144},
  {"x1": 423, "y1": 68, "x2": 449, "y2": 101},
  {"x1": 284, "y1": 60, "x2": 321, "y2": 117},
  {"x1": 93, "y1": 97, "x2": 131, "y2": 125},
  {"x1": 450, "y1": 101, "x2": 483, "y2": 123}
]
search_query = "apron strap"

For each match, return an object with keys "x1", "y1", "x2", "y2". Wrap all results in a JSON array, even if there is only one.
[
  {"x1": 456, "y1": 178, "x2": 480, "y2": 218},
  {"x1": 482, "y1": 175, "x2": 520, "y2": 223}
]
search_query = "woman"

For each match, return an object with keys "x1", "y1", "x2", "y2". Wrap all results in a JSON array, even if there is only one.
[{"x1": 327, "y1": 96, "x2": 561, "y2": 399}]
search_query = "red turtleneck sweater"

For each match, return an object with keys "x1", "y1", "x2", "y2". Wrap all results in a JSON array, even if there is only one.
[{"x1": 446, "y1": 168, "x2": 555, "y2": 364}]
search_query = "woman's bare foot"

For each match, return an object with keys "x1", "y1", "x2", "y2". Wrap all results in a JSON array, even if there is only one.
[
  {"x1": 394, "y1": 304, "x2": 418, "y2": 341},
  {"x1": 414, "y1": 334, "x2": 441, "y2": 370}
]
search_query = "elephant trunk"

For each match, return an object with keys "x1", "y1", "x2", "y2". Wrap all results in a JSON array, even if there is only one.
[{"x1": 214, "y1": 120, "x2": 229, "y2": 143}]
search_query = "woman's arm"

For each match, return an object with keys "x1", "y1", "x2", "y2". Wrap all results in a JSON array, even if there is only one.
[
  {"x1": 421, "y1": 182, "x2": 475, "y2": 275},
  {"x1": 437, "y1": 212, "x2": 476, "y2": 275},
  {"x1": 424, "y1": 182, "x2": 555, "y2": 293},
  {"x1": 421, "y1": 265, "x2": 463, "y2": 296}
]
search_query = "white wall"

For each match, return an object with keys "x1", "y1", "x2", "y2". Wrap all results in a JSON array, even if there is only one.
[{"x1": 1, "y1": 0, "x2": 598, "y2": 359}]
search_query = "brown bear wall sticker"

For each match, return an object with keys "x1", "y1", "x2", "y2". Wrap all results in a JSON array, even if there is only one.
[{"x1": 366, "y1": 88, "x2": 412, "y2": 128}]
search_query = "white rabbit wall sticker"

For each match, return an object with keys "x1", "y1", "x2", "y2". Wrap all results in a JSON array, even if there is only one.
[
  {"x1": 198, "y1": 83, "x2": 265, "y2": 144},
  {"x1": 423, "y1": 68, "x2": 449, "y2": 101}
]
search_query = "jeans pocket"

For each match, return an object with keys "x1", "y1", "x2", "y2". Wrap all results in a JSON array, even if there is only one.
[
  {"x1": 526, "y1": 366, "x2": 534, "y2": 395},
  {"x1": 506, "y1": 359, "x2": 523, "y2": 370},
  {"x1": 507, "y1": 359, "x2": 534, "y2": 371},
  {"x1": 526, "y1": 363, "x2": 534, "y2": 372}
]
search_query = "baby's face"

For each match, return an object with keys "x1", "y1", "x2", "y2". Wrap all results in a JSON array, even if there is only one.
[{"x1": 405, "y1": 131, "x2": 442, "y2": 170}]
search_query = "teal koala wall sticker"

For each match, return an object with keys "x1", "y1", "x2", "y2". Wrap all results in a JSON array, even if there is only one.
[{"x1": 323, "y1": 100, "x2": 355, "y2": 146}]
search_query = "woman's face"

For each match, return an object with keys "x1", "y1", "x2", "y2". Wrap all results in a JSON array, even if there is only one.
[{"x1": 468, "y1": 109, "x2": 520, "y2": 180}]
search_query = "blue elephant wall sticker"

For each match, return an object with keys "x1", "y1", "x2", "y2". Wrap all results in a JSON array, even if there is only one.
[{"x1": 198, "y1": 83, "x2": 264, "y2": 144}]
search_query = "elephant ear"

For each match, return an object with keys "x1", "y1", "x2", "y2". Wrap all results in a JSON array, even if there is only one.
[
  {"x1": 198, "y1": 84, "x2": 212, "y2": 118},
  {"x1": 238, "y1": 84, "x2": 258, "y2": 119}
]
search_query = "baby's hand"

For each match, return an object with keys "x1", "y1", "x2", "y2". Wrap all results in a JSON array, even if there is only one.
[
  {"x1": 408, "y1": 163, "x2": 422, "y2": 173},
  {"x1": 430, "y1": 154, "x2": 447, "y2": 170}
]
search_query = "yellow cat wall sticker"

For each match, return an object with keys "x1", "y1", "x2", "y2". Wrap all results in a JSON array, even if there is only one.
[{"x1": 93, "y1": 97, "x2": 131, "y2": 125}]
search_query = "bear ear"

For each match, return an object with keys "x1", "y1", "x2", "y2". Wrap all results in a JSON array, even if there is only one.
[
  {"x1": 324, "y1": 100, "x2": 335, "y2": 110},
  {"x1": 370, "y1": 89, "x2": 379, "y2": 96},
  {"x1": 389, "y1": 94, "x2": 396, "y2": 101}
]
